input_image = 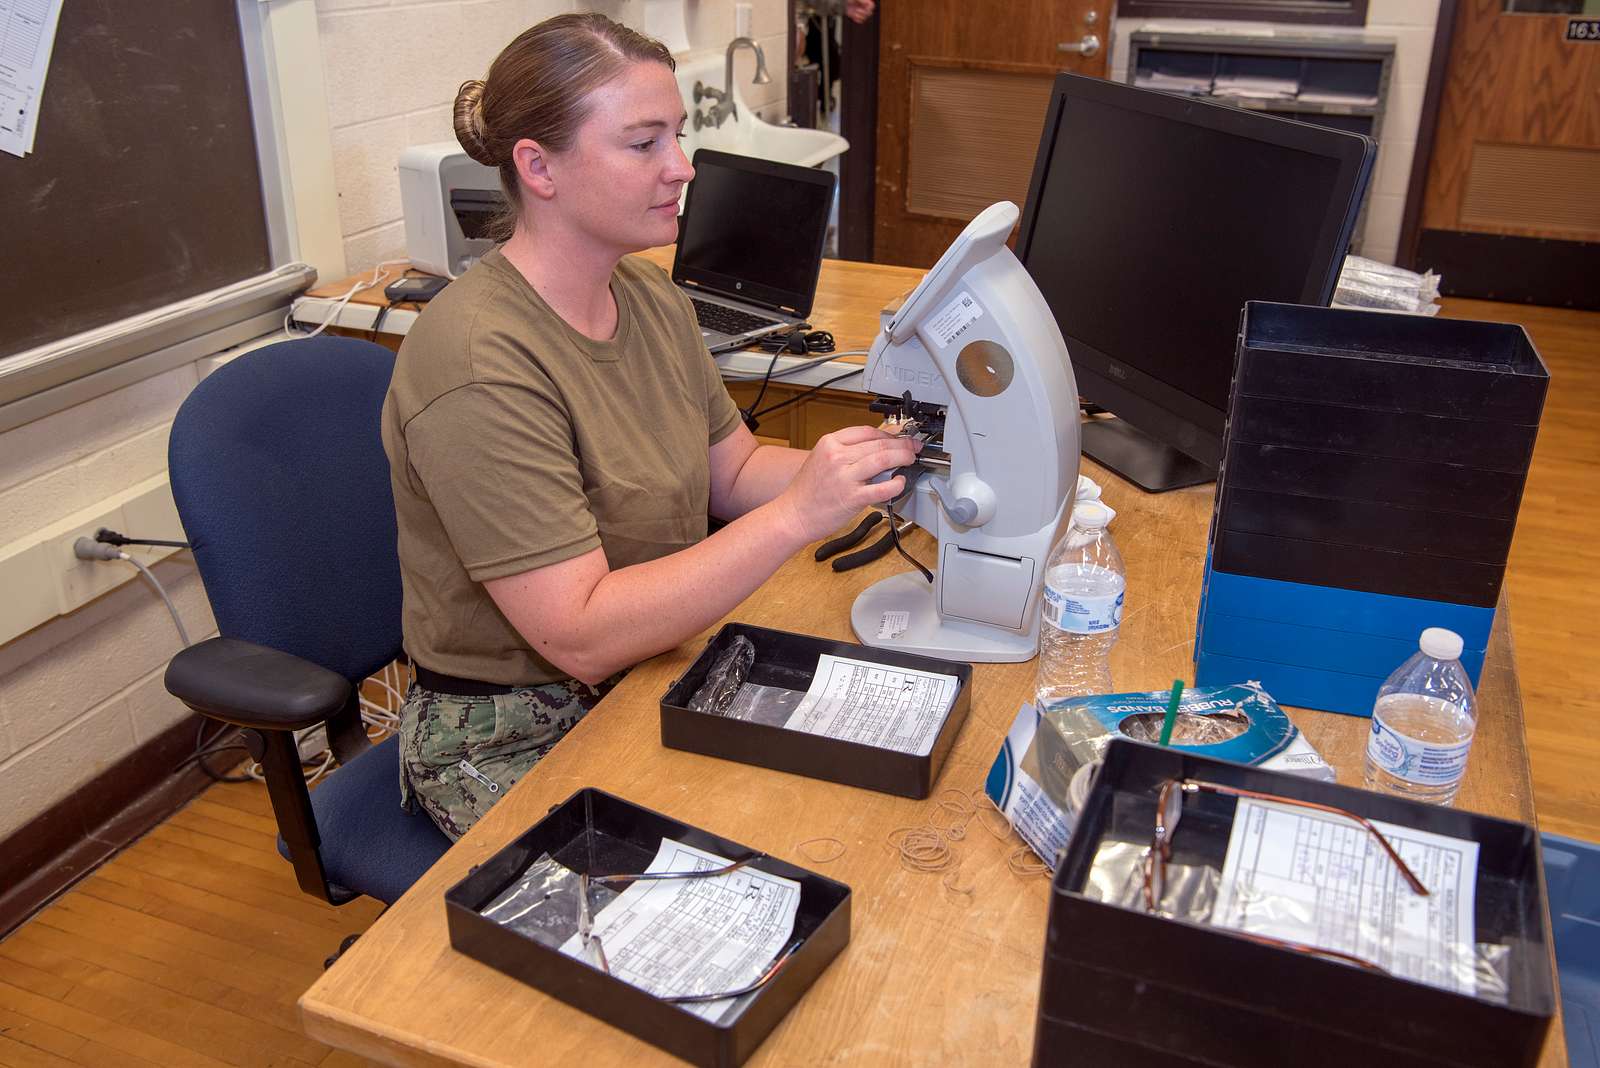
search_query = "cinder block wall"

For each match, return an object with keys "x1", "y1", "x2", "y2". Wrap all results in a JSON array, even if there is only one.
[
  {"x1": 0, "y1": 367, "x2": 219, "y2": 842},
  {"x1": 319, "y1": 0, "x2": 793, "y2": 272},
  {"x1": 1109, "y1": 0, "x2": 1442, "y2": 267}
]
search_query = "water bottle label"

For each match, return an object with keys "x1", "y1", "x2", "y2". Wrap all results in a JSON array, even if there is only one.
[
  {"x1": 1365, "y1": 721, "x2": 1472, "y2": 786},
  {"x1": 1042, "y1": 584, "x2": 1124, "y2": 634}
]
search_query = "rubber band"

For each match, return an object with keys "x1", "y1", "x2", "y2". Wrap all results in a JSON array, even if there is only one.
[
  {"x1": 1006, "y1": 845, "x2": 1052, "y2": 878},
  {"x1": 975, "y1": 803, "x2": 1014, "y2": 841},
  {"x1": 796, "y1": 837, "x2": 846, "y2": 864},
  {"x1": 888, "y1": 826, "x2": 955, "y2": 873}
]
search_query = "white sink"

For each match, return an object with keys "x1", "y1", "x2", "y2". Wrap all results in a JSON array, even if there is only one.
[{"x1": 674, "y1": 52, "x2": 848, "y2": 169}]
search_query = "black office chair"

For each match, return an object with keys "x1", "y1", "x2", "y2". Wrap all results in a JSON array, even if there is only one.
[{"x1": 163, "y1": 336, "x2": 449, "y2": 916}]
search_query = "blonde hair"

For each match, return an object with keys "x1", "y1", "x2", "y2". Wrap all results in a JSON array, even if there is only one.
[{"x1": 452, "y1": 13, "x2": 675, "y2": 240}]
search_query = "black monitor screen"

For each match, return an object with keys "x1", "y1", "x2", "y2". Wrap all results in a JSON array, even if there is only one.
[
  {"x1": 677, "y1": 154, "x2": 833, "y2": 309},
  {"x1": 1027, "y1": 97, "x2": 1342, "y2": 410}
]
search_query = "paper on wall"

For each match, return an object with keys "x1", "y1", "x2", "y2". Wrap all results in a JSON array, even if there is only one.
[{"x1": 0, "y1": 0, "x2": 65, "y2": 158}]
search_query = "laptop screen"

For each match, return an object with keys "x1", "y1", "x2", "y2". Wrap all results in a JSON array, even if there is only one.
[{"x1": 673, "y1": 150, "x2": 834, "y2": 316}]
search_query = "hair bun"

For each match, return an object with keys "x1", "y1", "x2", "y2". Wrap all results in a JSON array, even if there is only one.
[{"x1": 452, "y1": 79, "x2": 495, "y2": 165}]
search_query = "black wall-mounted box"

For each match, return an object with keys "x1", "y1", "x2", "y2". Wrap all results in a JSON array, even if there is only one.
[
  {"x1": 659, "y1": 622, "x2": 973, "y2": 800},
  {"x1": 1035, "y1": 741, "x2": 1555, "y2": 1068},
  {"x1": 444, "y1": 788, "x2": 852, "y2": 1068}
]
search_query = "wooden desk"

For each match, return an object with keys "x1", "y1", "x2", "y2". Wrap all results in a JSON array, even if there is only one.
[
  {"x1": 301, "y1": 246, "x2": 915, "y2": 361},
  {"x1": 299, "y1": 261, "x2": 1564, "y2": 1067}
]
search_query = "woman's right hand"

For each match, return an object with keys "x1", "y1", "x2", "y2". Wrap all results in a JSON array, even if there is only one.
[{"x1": 772, "y1": 425, "x2": 922, "y2": 545}]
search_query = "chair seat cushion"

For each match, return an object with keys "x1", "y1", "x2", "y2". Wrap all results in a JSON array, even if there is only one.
[{"x1": 277, "y1": 735, "x2": 450, "y2": 905}]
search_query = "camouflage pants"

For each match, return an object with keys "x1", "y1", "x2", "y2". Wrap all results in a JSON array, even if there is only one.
[{"x1": 398, "y1": 679, "x2": 610, "y2": 841}]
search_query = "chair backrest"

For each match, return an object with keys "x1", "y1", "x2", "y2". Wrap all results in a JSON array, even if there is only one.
[{"x1": 169, "y1": 337, "x2": 403, "y2": 682}]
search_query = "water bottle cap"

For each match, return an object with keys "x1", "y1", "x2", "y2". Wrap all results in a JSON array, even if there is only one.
[
  {"x1": 1419, "y1": 627, "x2": 1463, "y2": 661},
  {"x1": 1073, "y1": 500, "x2": 1112, "y2": 530},
  {"x1": 1075, "y1": 474, "x2": 1103, "y2": 502}
]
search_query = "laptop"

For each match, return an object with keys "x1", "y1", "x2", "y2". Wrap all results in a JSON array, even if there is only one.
[{"x1": 672, "y1": 149, "x2": 836, "y2": 354}]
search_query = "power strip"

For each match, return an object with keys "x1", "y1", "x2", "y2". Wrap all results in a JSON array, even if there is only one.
[{"x1": 295, "y1": 724, "x2": 329, "y2": 762}]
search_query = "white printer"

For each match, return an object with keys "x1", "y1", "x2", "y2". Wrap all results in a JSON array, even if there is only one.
[{"x1": 398, "y1": 142, "x2": 503, "y2": 278}]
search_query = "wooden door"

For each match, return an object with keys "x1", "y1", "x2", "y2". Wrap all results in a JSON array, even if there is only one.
[
  {"x1": 1413, "y1": 0, "x2": 1600, "y2": 306},
  {"x1": 873, "y1": 0, "x2": 1109, "y2": 268}
]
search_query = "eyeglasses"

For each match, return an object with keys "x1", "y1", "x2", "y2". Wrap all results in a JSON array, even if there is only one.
[
  {"x1": 576, "y1": 852, "x2": 798, "y2": 1004},
  {"x1": 1141, "y1": 778, "x2": 1429, "y2": 973}
]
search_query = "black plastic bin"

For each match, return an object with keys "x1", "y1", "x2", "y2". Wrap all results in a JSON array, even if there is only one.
[
  {"x1": 445, "y1": 788, "x2": 852, "y2": 1068},
  {"x1": 1212, "y1": 301, "x2": 1548, "y2": 608},
  {"x1": 1036, "y1": 740, "x2": 1555, "y2": 1067},
  {"x1": 659, "y1": 622, "x2": 973, "y2": 799}
]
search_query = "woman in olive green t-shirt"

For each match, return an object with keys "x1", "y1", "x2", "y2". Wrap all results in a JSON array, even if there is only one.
[{"x1": 381, "y1": 13, "x2": 917, "y2": 840}]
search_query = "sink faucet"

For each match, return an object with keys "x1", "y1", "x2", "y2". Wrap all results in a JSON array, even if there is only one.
[{"x1": 694, "y1": 37, "x2": 770, "y2": 130}]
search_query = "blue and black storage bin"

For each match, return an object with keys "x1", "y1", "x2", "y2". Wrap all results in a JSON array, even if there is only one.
[{"x1": 1194, "y1": 301, "x2": 1548, "y2": 716}]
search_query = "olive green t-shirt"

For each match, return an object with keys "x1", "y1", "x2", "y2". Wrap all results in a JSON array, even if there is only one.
[{"x1": 381, "y1": 249, "x2": 743, "y2": 685}]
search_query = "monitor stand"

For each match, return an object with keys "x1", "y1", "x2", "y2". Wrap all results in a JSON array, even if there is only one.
[{"x1": 1080, "y1": 417, "x2": 1215, "y2": 493}]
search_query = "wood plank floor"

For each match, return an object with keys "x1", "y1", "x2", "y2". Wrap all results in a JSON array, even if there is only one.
[
  {"x1": 0, "y1": 297, "x2": 1594, "y2": 1067},
  {"x1": 0, "y1": 779, "x2": 386, "y2": 1068},
  {"x1": 1447, "y1": 297, "x2": 1600, "y2": 842}
]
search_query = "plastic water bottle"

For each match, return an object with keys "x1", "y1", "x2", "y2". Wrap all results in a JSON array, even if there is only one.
[
  {"x1": 1362, "y1": 627, "x2": 1478, "y2": 805},
  {"x1": 1036, "y1": 500, "x2": 1125, "y2": 704}
]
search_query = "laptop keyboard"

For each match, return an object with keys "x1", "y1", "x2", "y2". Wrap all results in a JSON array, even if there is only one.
[{"x1": 691, "y1": 298, "x2": 782, "y2": 337}]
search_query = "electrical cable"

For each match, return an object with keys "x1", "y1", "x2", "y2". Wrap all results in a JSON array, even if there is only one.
[
  {"x1": 369, "y1": 300, "x2": 398, "y2": 342},
  {"x1": 750, "y1": 367, "x2": 865, "y2": 421},
  {"x1": 717, "y1": 348, "x2": 867, "y2": 381},
  {"x1": 94, "y1": 528, "x2": 190, "y2": 550},
  {"x1": 121, "y1": 553, "x2": 192, "y2": 648},
  {"x1": 739, "y1": 349, "x2": 786, "y2": 431},
  {"x1": 885, "y1": 500, "x2": 934, "y2": 583},
  {"x1": 283, "y1": 259, "x2": 409, "y2": 339}
]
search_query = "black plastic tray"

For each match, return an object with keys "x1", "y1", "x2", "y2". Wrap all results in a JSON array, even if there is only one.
[
  {"x1": 1221, "y1": 441, "x2": 1530, "y2": 520},
  {"x1": 1218, "y1": 485, "x2": 1516, "y2": 565},
  {"x1": 1036, "y1": 740, "x2": 1555, "y2": 1068},
  {"x1": 1226, "y1": 398, "x2": 1539, "y2": 473},
  {"x1": 1234, "y1": 305, "x2": 1546, "y2": 426},
  {"x1": 659, "y1": 622, "x2": 972, "y2": 799},
  {"x1": 444, "y1": 788, "x2": 851, "y2": 1068},
  {"x1": 1211, "y1": 526, "x2": 1504, "y2": 607}
]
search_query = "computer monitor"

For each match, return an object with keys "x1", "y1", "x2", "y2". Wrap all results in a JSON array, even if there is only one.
[{"x1": 1016, "y1": 73, "x2": 1375, "y2": 492}]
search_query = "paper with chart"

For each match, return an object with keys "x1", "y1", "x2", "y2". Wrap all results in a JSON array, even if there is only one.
[
  {"x1": 0, "y1": 0, "x2": 64, "y2": 158},
  {"x1": 558, "y1": 839, "x2": 800, "y2": 1022},
  {"x1": 1212, "y1": 798, "x2": 1479, "y2": 994},
  {"x1": 783, "y1": 653, "x2": 958, "y2": 756}
]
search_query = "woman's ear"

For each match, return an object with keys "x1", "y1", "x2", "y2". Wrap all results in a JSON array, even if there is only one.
[{"x1": 512, "y1": 137, "x2": 556, "y2": 202}]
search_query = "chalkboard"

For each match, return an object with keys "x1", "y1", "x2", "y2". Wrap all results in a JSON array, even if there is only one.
[{"x1": 0, "y1": 0, "x2": 273, "y2": 362}]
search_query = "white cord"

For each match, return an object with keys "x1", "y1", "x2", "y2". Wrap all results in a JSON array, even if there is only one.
[
  {"x1": 119, "y1": 552, "x2": 192, "y2": 648},
  {"x1": 717, "y1": 349, "x2": 868, "y2": 381},
  {"x1": 283, "y1": 258, "x2": 410, "y2": 340}
]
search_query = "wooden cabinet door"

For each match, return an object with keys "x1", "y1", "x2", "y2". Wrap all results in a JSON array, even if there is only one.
[{"x1": 873, "y1": 0, "x2": 1109, "y2": 268}]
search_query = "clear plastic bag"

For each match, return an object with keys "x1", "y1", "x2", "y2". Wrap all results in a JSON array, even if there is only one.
[
  {"x1": 687, "y1": 635, "x2": 757, "y2": 716},
  {"x1": 1334, "y1": 254, "x2": 1441, "y2": 315},
  {"x1": 479, "y1": 852, "x2": 618, "y2": 949},
  {"x1": 723, "y1": 682, "x2": 807, "y2": 727}
]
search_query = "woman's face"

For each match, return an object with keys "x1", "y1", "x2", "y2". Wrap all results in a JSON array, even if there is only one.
[{"x1": 549, "y1": 61, "x2": 694, "y2": 255}]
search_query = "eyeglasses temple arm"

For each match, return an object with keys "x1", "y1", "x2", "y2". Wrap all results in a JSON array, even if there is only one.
[{"x1": 1188, "y1": 781, "x2": 1430, "y2": 897}]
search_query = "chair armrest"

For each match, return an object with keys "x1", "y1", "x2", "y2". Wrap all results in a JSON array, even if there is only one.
[{"x1": 164, "y1": 636, "x2": 352, "y2": 731}]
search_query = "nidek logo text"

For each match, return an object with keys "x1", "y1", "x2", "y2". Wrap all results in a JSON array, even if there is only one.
[{"x1": 885, "y1": 364, "x2": 939, "y2": 389}]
